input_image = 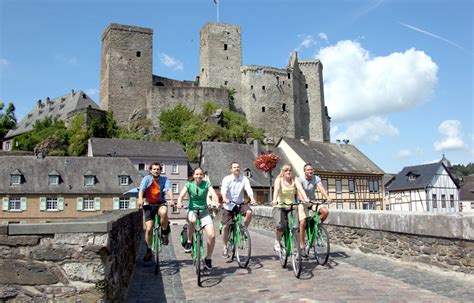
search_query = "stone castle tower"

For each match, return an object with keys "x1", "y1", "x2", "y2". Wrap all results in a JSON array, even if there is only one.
[{"x1": 100, "y1": 22, "x2": 330, "y2": 142}]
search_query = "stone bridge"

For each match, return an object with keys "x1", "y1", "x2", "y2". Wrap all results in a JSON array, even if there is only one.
[{"x1": 1, "y1": 208, "x2": 473, "y2": 302}]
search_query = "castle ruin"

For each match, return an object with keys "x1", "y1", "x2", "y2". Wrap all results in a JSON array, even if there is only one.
[{"x1": 100, "y1": 22, "x2": 331, "y2": 142}]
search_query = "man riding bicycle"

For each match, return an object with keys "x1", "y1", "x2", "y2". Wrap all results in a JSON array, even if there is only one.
[
  {"x1": 138, "y1": 162, "x2": 174, "y2": 262},
  {"x1": 298, "y1": 163, "x2": 331, "y2": 258},
  {"x1": 220, "y1": 161, "x2": 256, "y2": 258}
]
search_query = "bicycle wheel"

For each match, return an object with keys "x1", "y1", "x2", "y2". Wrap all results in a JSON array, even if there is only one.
[
  {"x1": 154, "y1": 227, "x2": 161, "y2": 275},
  {"x1": 228, "y1": 225, "x2": 236, "y2": 260},
  {"x1": 314, "y1": 224, "x2": 330, "y2": 265},
  {"x1": 196, "y1": 233, "x2": 203, "y2": 286},
  {"x1": 236, "y1": 226, "x2": 251, "y2": 268},
  {"x1": 278, "y1": 234, "x2": 288, "y2": 268},
  {"x1": 291, "y1": 227, "x2": 302, "y2": 278}
]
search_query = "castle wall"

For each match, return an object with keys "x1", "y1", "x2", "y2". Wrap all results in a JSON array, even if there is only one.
[
  {"x1": 240, "y1": 66, "x2": 295, "y2": 140},
  {"x1": 299, "y1": 60, "x2": 329, "y2": 142},
  {"x1": 199, "y1": 23, "x2": 242, "y2": 111},
  {"x1": 100, "y1": 24, "x2": 153, "y2": 126},
  {"x1": 146, "y1": 86, "x2": 229, "y2": 128},
  {"x1": 152, "y1": 75, "x2": 198, "y2": 88}
]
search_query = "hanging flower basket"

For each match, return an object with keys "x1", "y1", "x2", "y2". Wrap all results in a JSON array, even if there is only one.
[{"x1": 254, "y1": 153, "x2": 279, "y2": 173}]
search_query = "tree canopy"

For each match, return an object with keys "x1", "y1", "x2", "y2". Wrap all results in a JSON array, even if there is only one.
[{"x1": 0, "y1": 102, "x2": 17, "y2": 139}]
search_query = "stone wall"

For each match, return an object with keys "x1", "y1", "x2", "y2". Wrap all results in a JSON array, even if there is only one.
[
  {"x1": 0, "y1": 210, "x2": 142, "y2": 302},
  {"x1": 251, "y1": 207, "x2": 474, "y2": 274}
]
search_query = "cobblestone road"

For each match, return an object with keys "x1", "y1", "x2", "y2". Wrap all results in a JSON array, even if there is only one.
[{"x1": 126, "y1": 222, "x2": 474, "y2": 302}]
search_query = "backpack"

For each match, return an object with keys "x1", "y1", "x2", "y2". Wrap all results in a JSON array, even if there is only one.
[{"x1": 180, "y1": 224, "x2": 188, "y2": 248}]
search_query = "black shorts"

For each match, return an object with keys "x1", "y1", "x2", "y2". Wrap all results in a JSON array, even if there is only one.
[
  {"x1": 143, "y1": 203, "x2": 167, "y2": 222},
  {"x1": 272, "y1": 207, "x2": 299, "y2": 230},
  {"x1": 221, "y1": 203, "x2": 252, "y2": 225}
]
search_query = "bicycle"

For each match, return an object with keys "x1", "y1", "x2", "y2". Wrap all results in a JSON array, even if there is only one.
[
  {"x1": 275, "y1": 201, "x2": 302, "y2": 278},
  {"x1": 305, "y1": 200, "x2": 330, "y2": 265},
  {"x1": 147, "y1": 203, "x2": 167, "y2": 275},
  {"x1": 225, "y1": 202, "x2": 251, "y2": 268},
  {"x1": 184, "y1": 206, "x2": 217, "y2": 287}
]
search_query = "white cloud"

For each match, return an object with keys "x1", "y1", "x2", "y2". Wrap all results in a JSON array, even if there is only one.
[
  {"x1": 434, "y1": 120, "x2": 468, "y2": 151},
  {"x1": 398, "y1": 149, "x2": 411, "y2": 158},
  {"x1": 55, "y1": 54, "x2": 78, "y2": 65},
  {"x1": 315, "y1": 40, "x2": 438, "y2": 122},
  {"x1": 0, "y1": 58, "x2": 9, "y2": 66},
  {"x1": 331, "y1": 116, "x2": 399, "y2": 144},
  {"x1": 159, "y1": 53, "x2": 183, "y2": 71},
  {"x1": 318, "y1": 33, "x2": 328, "y2": 42},
  {"x1": 85, "y1": 88, "x2": 99, "y2": 96},
  {"x1": 295, "y1": 34, "x2": 317, "y2": 52}
]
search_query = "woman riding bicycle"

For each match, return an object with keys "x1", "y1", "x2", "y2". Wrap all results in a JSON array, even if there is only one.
[
  {"x1": 177, "y1": 167, "x2": 220, "y2": 271},
  {"x1": 271, "y1": 164, "x2": 309, "y2": 252}
]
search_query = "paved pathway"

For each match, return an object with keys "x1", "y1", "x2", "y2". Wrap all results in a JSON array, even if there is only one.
[{"x1": 126, "y1": 222, "x2": 474, "y2": 302}]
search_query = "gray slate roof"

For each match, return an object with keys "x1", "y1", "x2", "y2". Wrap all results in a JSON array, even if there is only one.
[
  {"x1": 386, "y1": 162, "x2": 458, "y2": 191},
  {"x1": 88, "y1": 138, "x2": 187, "y2": 159},
  {"x1": 1, "y1": 156, "x2": 141, "y2": 195},
  {"x1": 5, "y1": 90, "x2": 100, "y2": 139},
  {"x1": 459, "y1": 175, "x2": 474, "y2": 201},
  {"x1": 200, "y1": 141, "x2": 290, "y2": 188},
  {"x1": 279, "y1": 137, "x2": 384, "y2": 174}
]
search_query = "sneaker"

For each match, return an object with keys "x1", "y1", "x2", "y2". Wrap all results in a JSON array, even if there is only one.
[
  {"x1": 274, "y1": 240, "x2": 281, "y2": 252},
  {"x1": 143, "y1": 249, "x2": 153, "y2": 262},
  {"x1": 184, "y1": 241, "x2": 192, "y2": 253},
  {"x1": 222, "y1": 246, "x2": 228, "y2": 258},
  {"x1": 300, "y1": 249, "x2": 308, "y2": 259},
  {"x1": 161, "y1": 232, "x2": 169, "y2": 245},
  {"x1": 204, "y1": 258, "x2": 213, "y2": 270}
]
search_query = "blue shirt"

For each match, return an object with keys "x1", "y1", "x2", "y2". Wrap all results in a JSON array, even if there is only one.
[{"x1": 139, "y1": 175, "x2": 170, "y2": 202}]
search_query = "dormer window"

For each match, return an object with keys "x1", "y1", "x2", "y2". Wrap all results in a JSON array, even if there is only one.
[
  {"x1": 84, "y1": 175, "x2": 96, "y2": 186},
  {"x1": 48, "y1": 172, "x2": 60, "y2": 186},
  {"x1": 408, "y1": 175, "x2": 416, "y2": 181},
  {"x1": 406, "y1": 171, "x2": 419, "y2": 182},
  {"x1": 119, "y1": 175, "x2": 130, "y2": 186},
  {"x1": 10, "y1": 169, "x2": 23, "y2": 186},
  {"x1": 244, "y1": 168, "x2": 252, "y2": 178}
]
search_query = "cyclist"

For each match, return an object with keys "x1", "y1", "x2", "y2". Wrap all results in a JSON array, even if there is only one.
[
  {"x1": 220, "y1": 161, "x2": 256, "y2": 258},
  {"x1": 298, "y1": 163, "x2": 331, "y2": 258},
  {"x1": 271, "y1": 164, "x2": 309, "y2": 252},
  {"x1": 138, "y1": 162, "x2": 174, "y2": 262},
  {"x1": 177, "y1": 167, "x2": 219, "y2": 271}
]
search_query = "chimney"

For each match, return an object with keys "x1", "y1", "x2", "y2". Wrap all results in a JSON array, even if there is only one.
[
  {"x1": 71, "y1": 89, "x2": 75, "y2": 97},
  {"x1": 37, "y1": 99, "x2": 43, "y2": 108},
  {"x1": 253, "y1": 139, "x2": 261, "y2": 157},
  {"x1": 336, "y1": 139, "x2": 341, "y2": 144}
]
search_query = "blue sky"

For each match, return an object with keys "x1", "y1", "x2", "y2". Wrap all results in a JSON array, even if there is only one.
[{"x1": 0, "y1": 0, "x2": 472, "y2": 173}]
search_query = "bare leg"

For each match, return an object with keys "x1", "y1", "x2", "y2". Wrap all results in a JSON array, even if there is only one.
[{"x1": 204, "y1": 223, "x2": 216, "y2": 258}]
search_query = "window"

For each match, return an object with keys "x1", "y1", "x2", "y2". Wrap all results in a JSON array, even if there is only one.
[
  {"x1": 262, "y1": 85, "x2": 265, "y2": 90},
  {"x1": 262, "y1": 107, "x2": 265, "y2": 112},
  {"x1": 336, "y1": 202, "x2": 343, "y2": 209},
  {"x1": 9, "y1": 197, "x2": 21, "y2": 211},
  {"x1": 369, "y1": 180, "x2": 379, "y2": 192},
  {"x1": 5, "y1": 141, "x2": 10, "y2": 151},
  {"x1": 471, "y1": 202, "x2": 474, "y2": 209},
  {"x1": 138, "y1": 163, "x2": 145, "y2": 171},
  {"x1": 363, "y1": 202, "x2": 375, "y2": 210},
  {"x1": 119, "y1": 198, "x2": 130, "y2": 209},
  {"x1": 441, "y1": 194, "x2": 446, "y2": 208},
  {"x1": 136, "y1": 51, "x2": 141, "y2": 57},
  {"x1": 83, "y1": 198, "x2": 95, "y2": 211},
  {"x1": 408, "y1": 174, "x2": 416, "y2": 181},
  {"x1": 336, "y1": 180, "x2": 342, "y2": 194},
  {"x1": 48, "y1": 175, "x2": 59, "y2": 185},
  {"x1": 172, "y1": 205, "x2": 180, "y2": 214},
  {"x1": 224, "y1": 44, "x2": 228, "y2": 50},
  {"x1": 251, "y1": 85, "x2": 253, "y2": 90},
  {"x1": 282, "y1": 104, "x2": 286, "y2": 111},
  {"x1": 172, "y1": 183, "x2": 179, "y2": 194},
  {"x1": 224, "y1": 80, "x2": 228, "y2": 85},
  {"x1": 119, "y1": 176, "x2": 129, "y2": 186},
  {"x1": 10, "y1": 175, "x2": 21, "y2": 185},
  {"x1": 172, "y1": 163, "x2": 179, "y2": 174},
  {"x1": 450, "y1": 195, "x2": 455, "y2": 208},
  {"x1": 287, "y1": 73, "x2": 291, "y2": 79},
  {"x1": 432, "y1": 194, "x2": 438, "y2": 209},
  {"x1": 161, "y1": 163, "x2": 166, "y2": 173},
  {"x1": 305, "y1": 84, "x2": 308, "y2": 89},
  {"x1": 47, "y1": 198, "x2": 58, "y2": 211},
  {"x1": 349, "y1": 202, "x2": 356, "y2": 209},
  {"x1": 84, "y1": 176, "x2": 95, "y2": 186},
  {"x1": 321, "y1": 179, "x2": 328, "y2": 191},
  {"x1": 349, "y1": 180, "x2": 355, "y2": 193}
]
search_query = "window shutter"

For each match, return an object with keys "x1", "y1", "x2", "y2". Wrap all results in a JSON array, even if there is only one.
[
  {"x1": 2, "y1": 197, "x2": 9, "y2": 211},
  {"x1": 39, "y1": 197, "x2": 46, "y2": 211},
  {"x1": 58, "y1": 197, "x2": 65, "y2": 210},
  {"x1": 20, "y1": 197, "x2": 27, "y2": 211},
  {"x1": 94, "y1": 197, "x2": 101, "y2": 210},
  {"x1": 113, "y1": 197, "x2": 120, "y2": 210},
  {"x1": 76, "y1": 197, "x2": 83, "y2": 211},
  {"x1": 130, "y1": 197, "x2": 137, "y2": 209},
  {"x1": 20, "y1": 221, "x2": 26, "y2": 224}
]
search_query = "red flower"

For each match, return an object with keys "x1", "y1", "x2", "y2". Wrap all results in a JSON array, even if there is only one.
[{"x1": 254, "y1": 153, "x2": 279, "y2": 173}]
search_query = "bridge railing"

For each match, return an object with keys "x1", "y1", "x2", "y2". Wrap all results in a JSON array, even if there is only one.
[
  {"x1": 251, "y1": 207, "x2": 474, "y2": 275},
  {"x1": 0, "y1": 209, "x2": 142, "y2": 302}
]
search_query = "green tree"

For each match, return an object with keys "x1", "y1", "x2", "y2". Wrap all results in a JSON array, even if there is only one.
[
  {"x1": 0, "y1": 102, "x2": 17, "y2": 139},
  {"x1": 15, "y1": 116, "x2": 68, "y2": 152},
  {"x1": 67, "y1": 115, "x2": 89, "y2": 156}
]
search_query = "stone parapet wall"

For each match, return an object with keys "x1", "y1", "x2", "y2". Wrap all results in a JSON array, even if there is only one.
[
  {"x1": 0, "y1": 210, "x2": 142, "y2": 302},
  {"x1": 251, "y1": 207, "x2": 474, "y2": 274}
]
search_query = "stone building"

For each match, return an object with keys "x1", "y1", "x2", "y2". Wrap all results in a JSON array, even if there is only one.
[{"x1": 100, "y1": 22, "x2": 331, "y2": 142}]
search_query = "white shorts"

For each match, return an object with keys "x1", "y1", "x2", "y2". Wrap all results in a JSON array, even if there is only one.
[{"x1": 187, "y1": 210, "x2": 213, "y2": 227}]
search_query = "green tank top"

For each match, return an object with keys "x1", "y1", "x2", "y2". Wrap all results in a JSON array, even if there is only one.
[{"x1": 277, "y1": 179, "x2": 296, "y2": 208}]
